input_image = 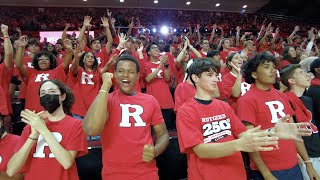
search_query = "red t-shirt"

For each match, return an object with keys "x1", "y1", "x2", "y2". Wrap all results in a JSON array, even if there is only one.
[
  {"x1": 176, "y1": 98, "x2": 247, "y2": 180},
  {"x1": 0, "y1": 63, "x2": 13, "y2": 115},
  {"x1": 25, "y1": 65, "x2": 67, "y2": 112},
  {"x1": 144, "y1": 61, "x2": 174, "y2": 109},
  {"x1": 237, "y1": 86, "x2": 297, "y2": 171},
  {"x1": 221, "y1": 72, "x2": 251, "y2": 113},
  {"x1": 101, "y1": 91, "x2": 164, "y2": 179},
  {"x1": 174, "y1": 81, "x2": 195, "y2": 112},
  {"x1": 220, "y1": 48, "x2": 240, "y2": 63},
  {"x1": 189, "y1": 51, "x2": 207, "y2": 59},
  {"x1": 68, "y1": 68, "x2": 102, "y2": 117},
  {"x1": 15, "y1": 115, "x2": 88, "y2": 180},
  {"x1": 0, "y1": 134, "x2": 20, "y2": 172},
  {"x1": 84, "y1": 46, "x2": 109, "y2": 68}
]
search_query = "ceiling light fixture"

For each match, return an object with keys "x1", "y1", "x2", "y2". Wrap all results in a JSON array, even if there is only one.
[
  {"x1": 186, "y1": 1, "x2": 191, "y2": 5},
  {"x1": 243, "y1": 5, "x2": 247, "y2": 8},
  {"x1": 120, "y1": 0, "x2": 124, "y2": 2},
  {"x1": 215, "y1": 3, "x2": 220, "y2": 7},
  {"x1": 154, "y1": 0, "x2": 158, "y2": 3}
]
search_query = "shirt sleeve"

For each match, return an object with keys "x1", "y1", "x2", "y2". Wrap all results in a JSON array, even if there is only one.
[
  {"x1": 225, "y1": 104, "x2": 247, "y2": 137},
  {"x1": 176, "y1": 107, "x2": 203, "y2": 153},
  {"x1": 237, "y1": 96, "x2": 257, "y2": 126},
  {"x1": 65, "y1": 120, "x2": 88, "y2": 157},
  {"x1": 151, "y1": 97, "x2": 165, "y2": 126}
]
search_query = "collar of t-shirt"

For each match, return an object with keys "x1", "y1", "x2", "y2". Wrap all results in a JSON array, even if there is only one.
[{"x1": 194, "y1": 97, "x2": 212, "y2": 105}]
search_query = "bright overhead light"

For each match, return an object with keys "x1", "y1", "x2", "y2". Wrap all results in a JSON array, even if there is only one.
[
  {"x1": 152, "y1": 28, "x2": 157, "y2": 33},
  {"x1": 243, "y1": 5, "x2": 247, "y2": 8},
  {"x1": 160, "y1": 26, "x2": 169, "y2": 35},
  {"x1": 186, "y1": 1, "x2": 191, "y2": 5},
  {"x1": 120, "y1": 0, "x2": 124, "y2": 2},
  {"x1": 83, "y1": 0, "x2": 87, "y2": 1},
  {"x1": 215, "y1": 3, "x2": 220, "y2": 7},
  {"x1": 154, "y1": 0, "x2": 158, "y2": 3}
]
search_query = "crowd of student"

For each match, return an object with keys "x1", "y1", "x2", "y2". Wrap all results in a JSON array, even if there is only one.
[{"x1": 0, "y1": 7, "x2": 320, "y2": 180}]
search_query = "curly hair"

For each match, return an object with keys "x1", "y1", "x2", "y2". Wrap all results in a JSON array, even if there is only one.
[
  {"x1": 39, "y1": 80, "x2": 75, "y2": 114},
  {"x1": 79, "y1": 52, "x2": 99, "y2": 71},
  {"x1": 242, "y1": 52, "x2": 278, "y2": 84},
  {"x1": 32, "y1": 51, "x2": 57, "y2": 71}
]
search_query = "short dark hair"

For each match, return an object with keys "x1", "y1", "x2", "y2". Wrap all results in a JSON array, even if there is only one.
[
  {"x1": 39, "y1": 80, "x2": 75, "y2": 114},
  {"x1": 207, "y1": 50, "x2": 220, "y2": 58},
  {"x1": 280, "y1": 64, "x2": 301, "y2": 88},
  {"x1": 188, "y1": 58, "x2": 220, "y2": 88},
  {"x1": 146, "y1": 43, "x2": 157, "y2": 56},
  {"x1": 114, "y1": 53, "x2": 140, "y2": 72},
  {"x1": 310, "y1": 58, "x2": 320, "y2": 75},
  {"x1": 242, "y1": 52, "x2": 278, "y2": 84},
  {"x1": 79, "y1": 52, "x2": 99, "y2": 71},
  {"x1": 32, "y1": 51, "x2": 57, "y2": 71},
  {"x1": 28, "y1": 38, "x2": 40, "y2": 47},
  {"x1": 90, "y1": 38, "x2": 101, "y2": 45}
]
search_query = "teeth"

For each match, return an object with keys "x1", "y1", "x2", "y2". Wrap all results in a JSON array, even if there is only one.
[{"x1": 122, "y1": 80, "x2": 130, "y2": 83}]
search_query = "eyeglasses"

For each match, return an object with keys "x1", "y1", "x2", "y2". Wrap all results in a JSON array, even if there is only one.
[
  {"x1": 38, "y1": 58, "x2": 50, "y2": 61},
  {"x1": 151, "y1": 46, "x2": 159, "y2": 50}
]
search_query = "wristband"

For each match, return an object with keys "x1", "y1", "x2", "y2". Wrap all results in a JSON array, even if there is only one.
[
  {"x1": 99, "y1": 90, "x2": 109, "y2": 95},
  {"x1": 304, "y1": 160, "x2": 312, "y2": 164},
  {"x1": 189, "y1": 45, "x2": 194, "y2": 49},
  {"x1": 3, "y1": 36, "x2": 9, "y2": 39},
  {"x1": 28, "y1": 136, "x2": 38, "y2": 141}
]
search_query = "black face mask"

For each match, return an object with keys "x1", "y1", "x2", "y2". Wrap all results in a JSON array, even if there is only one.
[{"x1": 40, "y1": 94, "x2": 61, "y2": 114}]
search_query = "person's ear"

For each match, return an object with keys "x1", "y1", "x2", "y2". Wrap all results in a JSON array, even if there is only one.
[{"x1": 251, "y1": 72, "x2": 257, "y2": 79}]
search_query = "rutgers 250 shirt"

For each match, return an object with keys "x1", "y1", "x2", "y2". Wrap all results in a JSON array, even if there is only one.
[
  {"x1": 101, "y1": 90, "x2": 164, "y2": 179},
  {"x1": 177, "y1": 98, "x2": 247, "y2": 180},
  {"x1": 237, "y1": 86, "x2": 297, "y2": 171}
]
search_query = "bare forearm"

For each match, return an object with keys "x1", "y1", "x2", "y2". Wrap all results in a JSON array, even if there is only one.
[
  {"x1": 164, "y1": 68, "x2": 170, "y2": 82},
  {"x1": 41, "y1": 130, "x2": 75, "y2": 169},
  {"x1": 193, "y1": 140, "x2": 241, "y2": 158},
  {"x1": 154, "y1": 132, "x2": 169, "y2": 157},
  {"x1": 231, "y1": 77, "x2": 242, "y2": 97},
  {"x1": 7, "y1": 139, "x2": 36, "y2": 176},
  {"x1": 249, "y1": 152, "x2": 273, "y2": 177},
  {"x1": 105, "y1": 28, "x2": 113, "y2": 54},
  {"x1": 83, "y1": 85, "x2": 110, "y2": 135},
  {"x1": 146, "y1": 69, "x2": 161, "y2": 83},
  {"x1": 4, "y1": 35, "x2": 13, "y2": 69}
]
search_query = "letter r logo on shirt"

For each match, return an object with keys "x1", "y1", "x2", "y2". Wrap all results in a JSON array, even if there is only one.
[
  {"x1": 265, "y1": 101, "x2": 286, "y2": 123},
  {"x1": 119, "y1": 104, "x2": 146, "y2": 127},
  {"x1": 35, "y1": 73, "x2": 50, "y2": 82}
]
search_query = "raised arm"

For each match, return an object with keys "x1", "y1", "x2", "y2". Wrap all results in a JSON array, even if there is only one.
[
  {"x1": 62, "y1": 23, "x2": 71, "y2": 41},
  {"x1": 196, "y1": 24, "x2": 201, "y2": 44},
  {"x1": 288, "y1": 26, "x2": 300, "y2": 45},
  {"x1": 101, "y1": 17, "x2": 113, "y2": 54},
  {"x1": 209, "y1": 24, "x2": 217, "y2": 43},
  {"x1": 100, "y1": 54, "x2": 118, "y2": 74},
  {"x1": 1, "y1": 24, "x2": 14, "y2": 69},
  {"x1": 83, "y1": 73, "x2": 113, "y2": 136},
  {"x1": 235, "y1": 26, "x2": 241, "y2": 47},
  {"x1": 61, "y1": 39, "x2": 74, "y2": 73},
  {"x1": 78, "y1": 16, "x2": 92, "y2": 44},
  {"x1": 127, "y1": 18, "x2": 134, "y2": 37},
  {"x1": 15, "y1": 35, "x2": 29, "y2": 77}
]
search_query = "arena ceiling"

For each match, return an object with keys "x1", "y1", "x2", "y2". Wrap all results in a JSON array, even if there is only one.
[{"x1": 0, "y1": 0, "x2": 270, "y2": 13}]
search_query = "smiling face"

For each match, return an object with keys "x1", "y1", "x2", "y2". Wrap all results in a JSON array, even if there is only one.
[
  {"x1": 83, "y1": 52, "x2": 95, "y2": 69},
  {"x1": 38, "y1": 55, "x2": 51, "y2": 70},
  {"x1": 115, "y1": 60, "x2": 140, "y2": 95},
  {"x1": 148, "y1": 44, "x2": 160, "y2": 58}
]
